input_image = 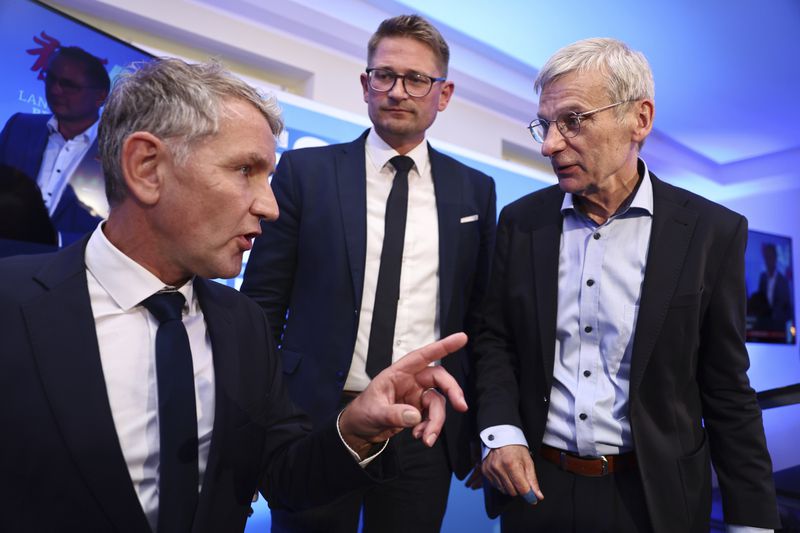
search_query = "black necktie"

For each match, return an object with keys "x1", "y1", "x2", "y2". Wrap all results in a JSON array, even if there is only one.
[
  {"x1": 366, "y1": 155, "x2": 415, "y2": 378},
  {"x1": 141, "y1": 291, "x2": 198, "y2": 532}
]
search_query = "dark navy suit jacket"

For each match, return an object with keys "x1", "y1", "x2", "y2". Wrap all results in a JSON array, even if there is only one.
[
  {"x1": 0, "y1": 112, "x2": 103, "y2": 245},
  {"x1": 0, "y1": 237, "x2": 395, "y2": 532},
  {"x1": 242, "y1": 130, "x2": 496, "y2": 479}
]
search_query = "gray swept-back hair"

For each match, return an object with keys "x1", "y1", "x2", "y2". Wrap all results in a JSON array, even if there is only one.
[
  {"x1": 368, "y1": 14, "x2": 450, "y2": 76},
  {"x1": 99, "y1": 58, "x2": 283, "y2": 206},
  {"x1": 534, "y1": 37, "x2": 654, "y2": 108}
]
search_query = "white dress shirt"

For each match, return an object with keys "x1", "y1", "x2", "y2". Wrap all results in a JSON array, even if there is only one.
[
  {"x1": 37, "y1": 116, "x2": 98, "y2": 215},
  {"x1": 344, "y1": 129, "x2": 440, "y2": 392},
  {"x1": 85, "y1": 225, "x2": 216, "y2": 531}
]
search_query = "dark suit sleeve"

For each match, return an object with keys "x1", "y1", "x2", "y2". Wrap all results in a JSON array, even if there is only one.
[
  {"x1": 241, "y1": 151, "x2": 300, "y2": 344},
  {"x1": 697, "y1": 216, "x2": 779, "y2": 527},
  {"x1": 0, "y1": 113, "x2": 20, "y2": 166},
  {"x1": 474, "y1": 206, "x2": 525, "y2": 431},
  {"x1": 465, "y1": 176, "x2": 497, "y2": 340},
  {"x1": 251, "y1": 305, "x2": 396, "y2": 510},
  {"x1": 462, "y1": 176, "x2": 497, "y2": 411}
]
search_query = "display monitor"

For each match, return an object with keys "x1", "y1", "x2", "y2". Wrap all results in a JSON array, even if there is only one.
[{"x1": 745, "y1": 229, "x2": 796, "y2": 344}]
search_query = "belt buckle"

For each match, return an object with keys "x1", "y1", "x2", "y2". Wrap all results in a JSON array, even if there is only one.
[{"x1": 600, "y1": 455, "x2": 609, "y2": 475}]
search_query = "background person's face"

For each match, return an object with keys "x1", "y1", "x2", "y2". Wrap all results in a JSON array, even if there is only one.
[{"x1": 45, "y1": 56, "x2": 106, "y2": 123}]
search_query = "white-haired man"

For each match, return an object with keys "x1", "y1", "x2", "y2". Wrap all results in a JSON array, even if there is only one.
[{"x1": 475, "y1": 38, "x2": 780, "y2": 532}]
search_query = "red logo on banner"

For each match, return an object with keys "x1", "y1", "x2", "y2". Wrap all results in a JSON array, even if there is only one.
[
  {"x1": 26, "y1": 31, "x2": 109, "y2": 79},
  {"x1": 27, "y1": 31, "x2": 61, "y2": 79}
]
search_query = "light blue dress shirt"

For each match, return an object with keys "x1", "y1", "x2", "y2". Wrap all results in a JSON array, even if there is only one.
[{"x1": 479, "y1": 161, "x2": 771, "y2": 532}]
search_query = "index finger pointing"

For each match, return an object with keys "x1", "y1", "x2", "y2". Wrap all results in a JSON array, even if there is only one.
[{"x1": 391, "y1": 333, "x2": 468, "y2": 373}]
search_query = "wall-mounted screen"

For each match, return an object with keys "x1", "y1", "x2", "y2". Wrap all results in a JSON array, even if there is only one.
[{"x1": 746, "y1": 229, "x2": 796, "y2": 344}]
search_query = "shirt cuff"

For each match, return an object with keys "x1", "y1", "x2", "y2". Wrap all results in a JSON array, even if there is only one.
[
  {"x1": 480, "y1": 424, "x2": 528, "y2": 459},
  {"x1": 726, "y1": 525, "x2": 773, "y2": 533},
  {"x1": 336, "y1": 409, "x2": 389, "y2": 467}
]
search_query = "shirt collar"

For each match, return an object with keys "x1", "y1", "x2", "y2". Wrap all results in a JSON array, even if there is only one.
[
  {"x1": 365, "y1": 128, "x2": 430, "y2": 177},
  {"x1": 85, "y1": 224, "x2": 197, "y2": 313},
  {"x1": 46, "y1": 115, "x2": 100, "y2": 143},
  {"x1": 560, "y1": 158, "x2": 654, "y2": 218}
]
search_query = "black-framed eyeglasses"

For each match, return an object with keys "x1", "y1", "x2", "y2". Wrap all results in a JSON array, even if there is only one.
[
  {"x1": 365, "y1": 68, "x2": 446, "y2": 98},
  {"x1": 42, "y1": 70, "x2": 99, "y2": 94},
  {"x1": 528, "y1": 101, "x2": 627, "y2": 143}
]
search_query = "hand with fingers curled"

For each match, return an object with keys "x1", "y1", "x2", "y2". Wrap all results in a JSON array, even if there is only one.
[
  {"x1": 337, "y1": 332, "x2": 469, "y2": 459},
  {"x1": 481, "y1": 444, "x2": 543, "y2": 505}
]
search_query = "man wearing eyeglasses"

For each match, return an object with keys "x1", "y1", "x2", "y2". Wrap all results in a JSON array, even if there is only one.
[
  {"x1": 475, "y1": 38, "x2": 779, "y2": 532},
  {"x1": 0, "y1": 46, "x2": 109, "y2": 246},
  {"x1": 242, "y1": 14, "x2": 496, "y2": 533}
]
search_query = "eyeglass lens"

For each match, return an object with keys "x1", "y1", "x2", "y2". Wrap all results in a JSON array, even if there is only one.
[{"x1": 369, "y1": 69, "x2": 433, "y2": 97}]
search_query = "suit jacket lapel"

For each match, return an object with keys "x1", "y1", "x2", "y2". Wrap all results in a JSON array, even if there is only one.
[
  {"x1": 531, "y1": 187, "x2": 564, "y2": 390},
  {"x1": 24, "y1": 238, "x2": 150, "y2": 532},
  {"x1": 429, "y1": 145, "x2": 462, "y2": 331},
  {"x1": 336, "y1": 131, "x2": 369, "y2": 310},
  {"x1": 192, "y1": 278, "x2": 238, "y2": 527},
  {"x1": 629, "y1": 174, "x2": 698, "y2": 394}
]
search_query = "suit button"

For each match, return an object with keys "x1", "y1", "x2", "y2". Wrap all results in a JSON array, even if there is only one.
[
  {"x1": 543, "y1": 397, "x2": 548, "y2": 403},
  {"x1": 335, "y1": 371, "x2": 345, "y2": 382},
  {"x1": 579, "y1": 413, "x2": 588, "y2": 420},
  {"x1": 584, "y1": 326, "x2": 593, "y2": 333}
]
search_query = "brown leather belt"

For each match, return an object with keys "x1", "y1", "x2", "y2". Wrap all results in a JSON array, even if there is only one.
[{"x1": 540, "y1": 444, "x2": 637, "y2": 477}]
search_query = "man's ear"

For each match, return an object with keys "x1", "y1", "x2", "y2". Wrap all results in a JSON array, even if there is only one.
[
  {"x1": 360, "y1": 72, "x2": 370, "y2": 103},
  {"x1": 121, "y1": 132, "x2": 167, "y2": 206},
  {"x1": 631, "y1": 99, "x2": 654, "y2": 144},
  {"x1": 437, "y1": 80, "x2": 455, "y2": 112},
  {"x1": 95, "y1": 90, "x2": 108, "y2": 109}
]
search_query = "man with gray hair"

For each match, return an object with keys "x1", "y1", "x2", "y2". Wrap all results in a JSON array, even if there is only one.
[
  {"x1": 475, "y1": 38, "x2": 780, "y2": 532},
  {"x1": 0, "y1": 57, "x2": 469, "y2": 532}
]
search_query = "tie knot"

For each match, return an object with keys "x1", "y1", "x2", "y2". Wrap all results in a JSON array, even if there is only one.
[
  {"x1": 141, "y1": 291, "x2": 186, "y2": 324},
  {"x1": 390, "y1": 155, "x2": 414, "y2": 174}
]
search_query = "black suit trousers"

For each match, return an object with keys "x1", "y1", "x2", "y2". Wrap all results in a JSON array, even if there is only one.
[{"x1": 271, "y1": 427, "x2": 452, "y2": 533}]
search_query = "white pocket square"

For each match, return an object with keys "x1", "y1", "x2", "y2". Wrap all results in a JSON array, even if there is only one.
[{"x1": 460, "y1": 214, "x2": 479, "y2": 223}]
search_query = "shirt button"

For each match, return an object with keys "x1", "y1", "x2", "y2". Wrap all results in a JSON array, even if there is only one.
[
  {"x1": 579, "y1": 413, "x2": 588, "y2": 421},
  {"x1": 583, "y1": 370, "x2": 591, "y2": 377},
  {"x1": 584, "y1": 326, "x2": 593, "y2": 333},
  {"x1": 488, "y1": 434, "x2": 495, "y2": 441},
  {"x1": 586, "y1": 279, "x2": 595, "y2": 287},
  {"x1": 395, "y1": 340, "x2": 401, "y2": 346},
  {"x1": 593, "y1": 232, "x2": 601, "y2": 240}
]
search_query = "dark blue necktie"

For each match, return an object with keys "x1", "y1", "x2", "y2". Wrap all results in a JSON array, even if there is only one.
[
  {"x1": 141, "y1": 291, "x2": 198, "y2": 532},
  {"x1": 366, "y1": 155, "x2": 414, "y2": 378}
]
